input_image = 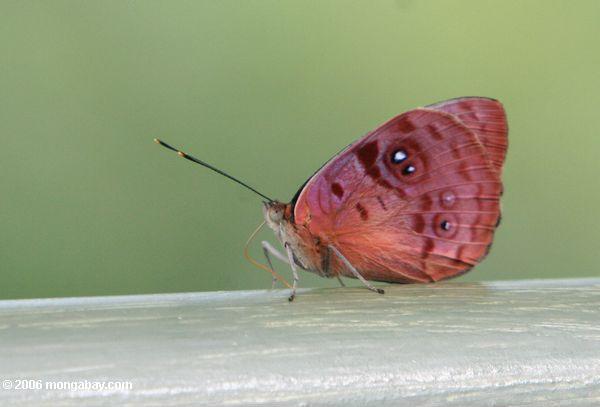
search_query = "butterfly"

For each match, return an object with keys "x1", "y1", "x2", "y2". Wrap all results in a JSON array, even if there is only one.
[{"x1": 155, "y1": 97, "x2": 508, "y2": 301}]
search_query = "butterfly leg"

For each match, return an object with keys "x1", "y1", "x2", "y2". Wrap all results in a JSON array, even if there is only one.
[
  {"x1": 323, "y1": 245, "x2": 344, "y2": 287},
  {"x1": 261, "y1": 241, "x2": 289, "y2": 289},
  {"x1": 328, "y1": 245, "x2": 384, "y2": 295},
  {"x1": 284, "y1": 243, "x2": 299, "y2": 302}
]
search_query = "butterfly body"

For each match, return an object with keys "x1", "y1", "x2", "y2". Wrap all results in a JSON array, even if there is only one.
[{"x1": 263, "y1": 97, "x2": 508, "y2": 287}]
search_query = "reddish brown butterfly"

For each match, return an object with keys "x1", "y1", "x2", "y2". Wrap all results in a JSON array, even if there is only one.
[{"x1": 155, "y1": 97, "x2": 508, "y2": 301}]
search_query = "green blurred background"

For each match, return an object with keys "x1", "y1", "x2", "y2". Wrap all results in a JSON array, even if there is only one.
[{"x1": 1, "y1": 0, "x2": 599, "y2": 300}]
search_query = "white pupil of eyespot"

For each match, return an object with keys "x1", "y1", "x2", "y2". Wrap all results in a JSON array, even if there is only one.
[{"x1": 393, "y1": 151, "x2": 407, "y2": 162}]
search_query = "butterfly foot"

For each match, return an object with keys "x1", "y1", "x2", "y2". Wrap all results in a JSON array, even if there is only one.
[{"x1": 376, "y1": 288, "x2": 385, "y2": 295}]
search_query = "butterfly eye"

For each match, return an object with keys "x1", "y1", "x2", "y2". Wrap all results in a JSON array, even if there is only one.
[
  {"x1": 440, "y1": 220, "x2": 452, "y2": 231},
  {"x1": 391, "y1": 150, "x2": 407, "y2": 164},
  {"x1": 402, "y1": 164, "x2": 416, "y2": 175},
  {"x1": 268, "y1": 208, "x2": 283, "y2": 223}
]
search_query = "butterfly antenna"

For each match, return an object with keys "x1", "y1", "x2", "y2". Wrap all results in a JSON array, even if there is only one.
[
  {"x1": 154, "y1": 138, "x2": 273, "y2": 202},
  {"x1": 244, "y1": 221, "x2": 292, "y2": 289}
]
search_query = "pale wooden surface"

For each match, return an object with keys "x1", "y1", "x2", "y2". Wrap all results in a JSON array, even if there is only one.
[{"x1": 1, "y1": 278, "x2": 599, "y2": 406}]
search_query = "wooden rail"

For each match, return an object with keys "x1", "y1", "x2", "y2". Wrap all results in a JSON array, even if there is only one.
[{"x1": 1, "y1": 278, "x2": 599, "y2": 406}]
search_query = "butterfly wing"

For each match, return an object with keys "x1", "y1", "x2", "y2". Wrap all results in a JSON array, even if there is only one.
[
  {"x1": 293, "y1": 99, "x2": 507, "y2": 282},
  {"x1": 427, "y1": 97, "x2": 508, "y2": 172}
]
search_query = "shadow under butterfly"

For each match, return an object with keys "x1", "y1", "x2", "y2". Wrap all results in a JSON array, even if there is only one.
[{"x1": 155, "y1": 97, "x2": 508, "y2": 301}]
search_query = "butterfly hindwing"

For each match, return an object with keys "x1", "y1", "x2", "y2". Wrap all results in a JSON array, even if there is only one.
[{"x1": 293, "y1": 100, "x2": 507, "y2": 282}]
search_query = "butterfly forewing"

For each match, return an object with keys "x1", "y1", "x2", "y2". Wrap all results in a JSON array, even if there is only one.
[
  {"x1": 428, "y1": 97, "x2": 508, "y2": 172},
  {"x1": 293, "y1": 100, "x2": 507, "y2": 283}
]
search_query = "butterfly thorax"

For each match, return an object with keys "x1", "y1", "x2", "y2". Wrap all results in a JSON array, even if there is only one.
[{"x1": 263, "y1": 201, "x2": 330, "y2": 277}]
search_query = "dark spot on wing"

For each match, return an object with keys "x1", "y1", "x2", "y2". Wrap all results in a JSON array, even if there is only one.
[
  {"x1": 427, "y1": 124, "x2": 443, "y2": 140},
  {"x1": 356, "y1": 140, "x2": 396, "y2": 191},
  {"x1": 391, "y1": 149, "x2": 407, "y2": 164},
  {"x1": 356, "y1": 141, "x2": 379, "y2": 169},
  {"x1": 331, "y1": 182, "x2": 344, "y2": 199},
  {"x1": 421, "y1": 194, "x2": 433, "y2": 211},
  {"x1": 422, "y1": 238, "x2": 434, "y2": 259},
  {"x1": 397, "y1": 117, "x2": 416, "y2": 133},
  {"x1": 451, "y1": 144, "x2": 461, "y2": 160},
  {"x1": 355, "y1": 203, "x2": 369, "y2": 220},
  {"x1": 458, "y1": 161, "x2": 472, "y2": 181},
  {"x1": 414, "y1": 214, "x2": 425, "y2": 233},
  {"x1": 402, "y1": 164, "x2": 416, "y2": 175},
  {"x1": 376, "y1": 196, "x2": 387, "y2": 211},
  {"x1": 367, "y1": 164, "x2": 381, "y2": 179},
  {"x1": 376, "y1": 178, "x2": 394, "y2": 191}
]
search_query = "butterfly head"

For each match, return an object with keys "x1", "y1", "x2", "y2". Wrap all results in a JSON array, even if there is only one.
[{"x1": 263, "y1": 201, "x2": 292, "y2": 231}]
